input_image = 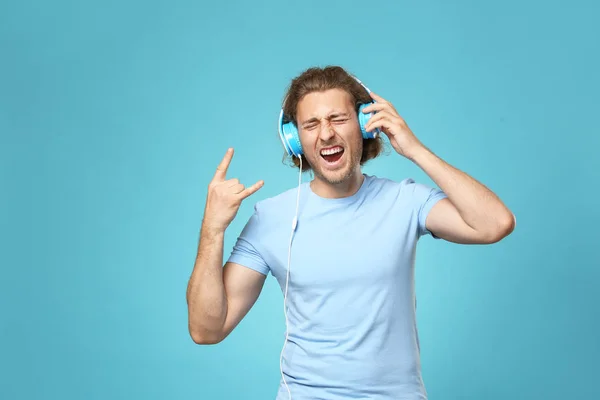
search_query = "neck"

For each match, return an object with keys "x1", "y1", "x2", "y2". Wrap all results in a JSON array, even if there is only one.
[{"x1": 310, "y1": 170, "x2": 364, "y2": 199}]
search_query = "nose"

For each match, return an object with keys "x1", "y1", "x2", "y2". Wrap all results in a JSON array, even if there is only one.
[{"x1": 318, "y1": 120, "x2": 335, "y2": 141}]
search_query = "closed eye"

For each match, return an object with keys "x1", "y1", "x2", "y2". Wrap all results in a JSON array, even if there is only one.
[
  {"x1": 331, "y1": 118, "x2": 348, "y2": 124},
  {"x1": 301, "y1": 113, "x2": 349, "y2": 129}
]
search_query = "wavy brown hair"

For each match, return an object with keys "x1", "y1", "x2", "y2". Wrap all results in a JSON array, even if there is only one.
[{"x1": 280, "y1": 65, "x2": 384, "y2": 172}]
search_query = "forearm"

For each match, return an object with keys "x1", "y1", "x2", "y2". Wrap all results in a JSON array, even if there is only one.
[
  {"x1": 186, "y1": 223, "x2": 228, "y2": 343},
  {"x1": 409, "y1": 145, "x2": 515, "y2": 235}
]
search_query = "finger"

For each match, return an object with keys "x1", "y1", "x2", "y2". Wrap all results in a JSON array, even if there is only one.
[
  {"x1": 366, "y1": 119, "x2": 392, "y2": 133},
  {"x1": 213, "y1": 148, "x2": 234, "y2": 182},
  {"x1": 239, "y1": 180, "x2": 264, "y2": 199},
  {"x1": 231, "y1": 183, "x2": 245, "y2": 194},
  {"x1": 368, "y1": 110, "x2": 403, "y2": 125},
  {"x1": 368, "y1": 92, "x2": 399, "y2": 114},
  {"x1": 365, "y1": 114, "x2": 396, "y2": 132},
  {"x1": 362, "y1": 102, "x2": 390, "y2": 114},
  {"x1": 225, "y1": 178, "x2": 240, "y2": 187},
  {"x1": 365, "y1": 111, "x2": 395, "y2": 130},
  {"x1": 368, "y1": 91, "x2": 388, "y2": 104}
]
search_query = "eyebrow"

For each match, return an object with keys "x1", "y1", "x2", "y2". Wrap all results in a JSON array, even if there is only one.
[{"x1": 300, "y1": 112, "x2": 350, "y2": 127}]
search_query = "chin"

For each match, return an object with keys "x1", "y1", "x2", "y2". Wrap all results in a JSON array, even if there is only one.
[
  {"x1": 316, "y1": 169, "x2": 352, "y2": 185},
  {"x1": 312, "y1": 151, "x2": 357, "y2": 185}
]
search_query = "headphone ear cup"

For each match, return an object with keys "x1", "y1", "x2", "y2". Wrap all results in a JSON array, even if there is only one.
[
  {"x1": 358, "y1": 103, "x2": 379, "y2": 139},
  {"x1": 282, "y1": 121, "x2": 303, "y2": 156}
]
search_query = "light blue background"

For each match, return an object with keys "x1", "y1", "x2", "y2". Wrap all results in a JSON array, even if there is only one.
[{"x1": 1, "y1": 0, "x2": 598, "y2": 399}]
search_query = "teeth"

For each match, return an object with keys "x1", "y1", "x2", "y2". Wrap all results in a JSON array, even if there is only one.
[{"x1": 320, "y1": 146, "x2": 343, "y2": 156}]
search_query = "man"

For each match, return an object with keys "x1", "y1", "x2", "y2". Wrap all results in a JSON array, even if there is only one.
[{"x1": 186, "y1": 66, "x2": 515, "y2": 399}]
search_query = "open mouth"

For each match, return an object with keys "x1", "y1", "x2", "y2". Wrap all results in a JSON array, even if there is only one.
[{"x1": 320, "y1": 146, "x2": 344, "y2": 164}]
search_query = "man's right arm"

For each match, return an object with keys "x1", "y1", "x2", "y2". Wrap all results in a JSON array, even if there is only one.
[
  {"x1": 186, "y1": 147, "x2": 266, "y2": 345},
  {"x1": 186, "y1": 223, "x2": 266, "y2": 344}
]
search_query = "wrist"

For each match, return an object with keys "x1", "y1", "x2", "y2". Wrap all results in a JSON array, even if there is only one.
[
  {"x1": 406, "y1": 144, "x2": 432, "y2": 164},
  {"x1": 201, "y1": 220, "x2": 227, "y2": 238}
]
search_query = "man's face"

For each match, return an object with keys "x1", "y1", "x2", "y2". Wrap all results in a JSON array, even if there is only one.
[{"x1": 296, "y1": 88, "x2": 363, "y2": 185}]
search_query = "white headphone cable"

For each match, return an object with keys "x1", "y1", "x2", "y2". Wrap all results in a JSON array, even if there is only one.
[{"x1": 280, "y1": 156, "x2": 302, "y2": 400}]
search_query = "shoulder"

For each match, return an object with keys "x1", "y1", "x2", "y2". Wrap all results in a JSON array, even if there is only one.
[
  {"x1": 363, "y1": 174, "x2": 426, "y2": 195},
  {"x1": 234, "y1": 185, "x2": 301, "y2": 245},
  {"x1": 364, "y1": 174, "x2": 446, "y2": 205},
  {"x1": 251, "y1": 183, "x2": 306, "y2": 221}
]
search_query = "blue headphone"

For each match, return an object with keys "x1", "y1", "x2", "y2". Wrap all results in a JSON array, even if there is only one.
[{"x1": 278, "y1": 75, "x2": 381, "y2": 157}]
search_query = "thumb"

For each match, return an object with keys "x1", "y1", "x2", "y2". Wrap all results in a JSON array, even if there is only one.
[{"x1": 239, "y1": 180, "x2": 264, "y2": 199}]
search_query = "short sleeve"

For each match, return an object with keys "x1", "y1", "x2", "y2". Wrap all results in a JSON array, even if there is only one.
[
  {"x1": 226, "y1": 203, "x2": 270, "y2": 276},
  {"x1": 406, "y1": 179, "x2": 448, "y2": 238}
]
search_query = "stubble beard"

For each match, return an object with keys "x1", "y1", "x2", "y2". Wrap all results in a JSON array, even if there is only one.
[{"x1": 310, "y1": 144, "x2": 362, "y2": 185}]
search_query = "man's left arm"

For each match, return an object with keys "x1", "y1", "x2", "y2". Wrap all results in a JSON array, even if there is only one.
[
  {"x1": 362, "y1": 92, "x2": 515, "y2": 245},
  {"x1": 410, "y1": 146, "x2": 515, "y2": 244}
]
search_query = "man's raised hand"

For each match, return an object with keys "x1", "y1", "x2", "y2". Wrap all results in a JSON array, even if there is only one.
[{"x1": 203, "y1": 148, "x2": 264, "y2": 233}]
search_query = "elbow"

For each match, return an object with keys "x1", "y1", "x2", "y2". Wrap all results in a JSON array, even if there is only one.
[
  {"x1": 188, "y1": 326, "x2": 225, "y2": 345},
  {"x1": 500, "y1": 211, "x2": 516, "y2": 237},
  {"x1": 485, "y1": 212, "x2": 516, "y2": 243}
]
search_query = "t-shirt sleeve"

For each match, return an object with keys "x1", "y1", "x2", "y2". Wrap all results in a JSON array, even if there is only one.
[
  {"x1": 406, "y1": 179, "x2": 448, "y2": 238},
  {"x1": 226, "y1": 202, "x2": 270, "y2": 276}
]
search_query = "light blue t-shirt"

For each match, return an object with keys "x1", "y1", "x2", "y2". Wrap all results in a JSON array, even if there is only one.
[{"x1": 227, "y1": 174, "x2": 447, "y2": 400}]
